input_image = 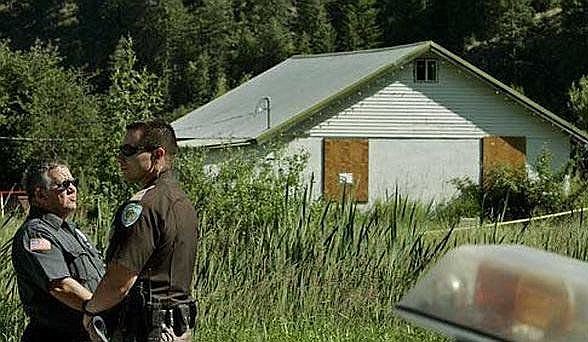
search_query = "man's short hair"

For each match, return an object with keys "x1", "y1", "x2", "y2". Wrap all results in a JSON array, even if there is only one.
[
  {"x1": 22, "y1": 160, "x2": 68, "y2": 200},
  {"x1": 126, "y1": 120, "x2": 179, "y2": 158}
]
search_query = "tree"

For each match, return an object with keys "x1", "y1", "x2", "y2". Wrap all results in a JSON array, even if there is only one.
[
  {"x1": 294, "y1": 0, "x2": 336, "y2": 53},
  {"x1": 91, "y1": 36, "x2": 165, "y2": 195},
  {"x1": 377, "y1": 0, "x2": 428, "y2": 46},
  {"x1": 230, "y1": 0, "x2": 294, "y2": 80},
  {"x1": 330, "y1": 0, "x2": 381, "y2": 51},
  {"x1": 427, "y1": 0, "x2": 487, "y2": 52},
  {"x1": 0, "y1": 41, "x2": 101, "y2": 188},
  {"x1": 569, "y1": 75, "x2": 588, "y2": 128},
  {"x1": 560, "y1": 0, "x2": 588, "y2": 88}
]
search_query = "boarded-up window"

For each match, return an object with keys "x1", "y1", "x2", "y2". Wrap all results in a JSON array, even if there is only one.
[
  {"x1": 323, "y1": 139, "x2": 368, "y2": 202},
  {"x1": 482, "y1": 136, "x2": 526, "y2": 186}
]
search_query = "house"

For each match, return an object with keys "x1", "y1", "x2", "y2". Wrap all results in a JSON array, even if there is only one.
[{"x1": 172, "y1": 41, "x2": 588, "y2": 203}]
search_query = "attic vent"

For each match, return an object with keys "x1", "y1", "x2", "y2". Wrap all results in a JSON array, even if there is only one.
[{"x1": 414, "y1": 59, "x2": 438, "y2": 83}]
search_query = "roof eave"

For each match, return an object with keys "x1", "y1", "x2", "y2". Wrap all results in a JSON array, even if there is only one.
[{"x1": 177, "y1": 138, "x2": 256, "y2": 149}]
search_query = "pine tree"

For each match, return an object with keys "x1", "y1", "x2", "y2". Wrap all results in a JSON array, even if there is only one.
[
  {"x1": 294, "y1": 0, "x2": 336, "y2": 53},
  {"x1": 560, "y1": 0, "x2": 588, "y2": 84},
  {"x1": 377, "y1": 0, "x2": 428, "y2": 46},
  {"x1": 230, "y1": 0, "x2": 294, "y2": 78},
  {"x1": 428, "y1": 0, "x2": 484, "y2": 52},
  {"x1": 331, "y1": 0, "x2": 381, "y2": 51}
]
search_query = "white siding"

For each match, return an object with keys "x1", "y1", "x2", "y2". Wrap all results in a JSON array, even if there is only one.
[
  {"x1": 303, "y1": 57, "x2": 572, "y2": 202},
  {"x1": 369, "y1": 139, "x2": 480, "y2": 202},
  {"x1": 308, "y1": 59, "x2": 567, "y2": 143},
  {"x1": 527, "y1": 137, "x2": 571, "y2": 173},
  {"x1": 286, "y1": 137, "x2": 323, "y2": 199}
]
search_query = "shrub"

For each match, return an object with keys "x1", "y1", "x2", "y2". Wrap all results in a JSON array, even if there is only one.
[{"x1": 442, "y1": 149, "x2": 588, "y2": 221}]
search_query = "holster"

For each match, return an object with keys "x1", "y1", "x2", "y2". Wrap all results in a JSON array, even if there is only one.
[
  {"x1": 170, "y1": 300, "x2": 198, "y2": 336},
  {"x1": 120, "y1": 285, "x2": 198, "y2": 341}
]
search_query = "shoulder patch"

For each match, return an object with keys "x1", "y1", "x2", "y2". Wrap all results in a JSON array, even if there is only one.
[
  {"x1": 30, "y1": 238, "x2": 52, "y2": 252},
  {"x1": 121, "y1": 202, "x2": 143, "y2": 228},
  {"x1": 130, "y1": 185, "x2": 156, "y2": 202}
]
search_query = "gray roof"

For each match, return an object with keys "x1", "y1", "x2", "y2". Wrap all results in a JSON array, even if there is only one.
[
  {"x1": 173, "y1": 41, "x2": 588, "y2": 146},
  {"x1": 172, "y1": 42, "x2": 428, "y2": 145}
]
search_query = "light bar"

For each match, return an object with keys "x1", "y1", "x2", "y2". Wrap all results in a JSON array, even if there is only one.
[{"x1": 395, "y1": 245, "x2": 588, "y2": 341}]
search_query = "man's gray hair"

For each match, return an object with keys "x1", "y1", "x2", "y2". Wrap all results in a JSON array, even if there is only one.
[{"x1": 22, "y1": 160, "x2": 68, "y2": 200}]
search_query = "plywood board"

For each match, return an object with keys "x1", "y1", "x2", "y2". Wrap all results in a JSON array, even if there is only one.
[
  {"x1": 482, "y1": 136, "x2": 526, "y2": 186},
  {"x1": 483, "y1": 136, "x2": 526, "y2": 168},
  {"x1": 323, "y1": 139, "x2": 368, "y2": 202}
]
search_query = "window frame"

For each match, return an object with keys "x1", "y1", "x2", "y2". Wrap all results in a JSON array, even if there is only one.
[{"x1": 413, "y1": 59, "x2": 439, "y2": 83}]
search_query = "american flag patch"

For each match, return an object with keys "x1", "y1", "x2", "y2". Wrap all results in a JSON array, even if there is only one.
[{"x1": 30, "y1": 238, "x2": 51, "y2": 252}]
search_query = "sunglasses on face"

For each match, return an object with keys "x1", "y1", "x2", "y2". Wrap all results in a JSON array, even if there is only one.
[
  {"x1": 119, "y1": 144, "x2": 148, "y2": 158},
  {"x1": 51, "y1": 178, "x2": 79, "y2": 192},
  {"x1": 119, "y1": 144, "x2": 161, "y2": 158}
]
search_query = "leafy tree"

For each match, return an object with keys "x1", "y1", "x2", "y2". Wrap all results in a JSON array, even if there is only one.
[
  {"x1": 0, "y1": 41, "x2": 101, "y2": 189},
  {"x1": 92, "y1": 36, "x2": 165, "y2": 195},
  {"x1": 569, "y1": 75, "x2": 588, "y2": 128},
  {"x1": 531, "y1": 0, "x2": 560, "y2": 11},
  {"x1": 189, "y1": 0, "x2": 236, "y2": 104}
]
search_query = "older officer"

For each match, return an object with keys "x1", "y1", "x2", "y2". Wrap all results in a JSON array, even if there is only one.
[
  {"x1": 83, "y1": 120, "x2": 199, "y2": 341},
  {"x1": 12, "y1": 161, "x2": 105, "y2": 341}
]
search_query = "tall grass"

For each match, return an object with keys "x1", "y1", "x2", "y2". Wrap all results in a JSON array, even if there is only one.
[{"x1": 1, "y1": 147, "x2": 587, "y2": 341}]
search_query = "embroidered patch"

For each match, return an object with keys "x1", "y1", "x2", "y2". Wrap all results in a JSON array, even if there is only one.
[
  {"x1": 121, "y1": 202, "x2": 143, "y2": 228},
  {"x1": 30, "y1": 238, "x2": 52, "y2": 252}
]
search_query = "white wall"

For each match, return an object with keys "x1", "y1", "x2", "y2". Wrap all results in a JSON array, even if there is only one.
[
  {"x1": 286, "y1": 137, "x2": 323, "y2": 199},
  {"x1": 302, "y1": 53, "x2": 573, "y2": 203},
  {"x1": 369, "y1": 139, "x2": 480, "y2": 202},
  {"x1": 308, "y1": 54, "x2": 571, "y2": 170},
  {"x1": 527, "y1": 137, "x2": 571, "y2": 174}
]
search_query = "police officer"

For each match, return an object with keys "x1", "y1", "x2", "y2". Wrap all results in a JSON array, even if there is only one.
[
  {"x1": 83, "y1": 120, "x2": 199, "y2": 342},
  {"x1": 11, "y1": 161, "x2": 105, "y2": 341}
]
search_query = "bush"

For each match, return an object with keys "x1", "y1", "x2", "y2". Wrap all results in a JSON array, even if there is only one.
[{"x1": 441, "y1": 149, "x2": 588, "y2": 222}]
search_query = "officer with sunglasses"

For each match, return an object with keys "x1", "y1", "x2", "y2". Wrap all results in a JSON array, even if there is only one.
[
  {"x1": 11, "y1": 161, "x2": 106, "y2": 341},
  {"x1": 82, "y1": 120, "x2": 199, "y2": 342}
]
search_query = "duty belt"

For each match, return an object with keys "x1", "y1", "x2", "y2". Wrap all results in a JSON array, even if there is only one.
[{"x1": 119, "y1": 284, "x2": 198, "y2": 341}]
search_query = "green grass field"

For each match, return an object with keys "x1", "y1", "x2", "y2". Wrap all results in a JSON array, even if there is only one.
[{"x1": 1, "y1": 192, "x2": 587, "y2": 341}]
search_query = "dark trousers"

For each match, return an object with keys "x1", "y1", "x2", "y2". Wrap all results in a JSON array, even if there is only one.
[{"x1": 21, "y1": 321, "x2": 89, "y2": 342}]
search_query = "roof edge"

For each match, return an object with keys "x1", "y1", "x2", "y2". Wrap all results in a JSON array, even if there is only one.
[
  {"x1": 255, "y1": 42, "x2": 432, "y2": 143},
  {"x1": 290, "y1": 41, "x2": 430, "y2": 59},
  {"x1": 177, "y1": 138, "x2": 256, "y2": 149},
  {"x1": 430, "y1": 42, "x2": 588, "y2": 144}
]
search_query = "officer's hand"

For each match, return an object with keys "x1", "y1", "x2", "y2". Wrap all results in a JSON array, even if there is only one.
[{"x1": 83, "y1": 314, "x2": 102, "y2": 342}]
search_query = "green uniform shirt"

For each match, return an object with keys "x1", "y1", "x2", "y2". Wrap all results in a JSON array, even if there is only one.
[
  {"x1": 106, "y1": 171, "x2": 199, "y2": 303},
  {"x1": 11, "y1": 208, "x2": 105, "y2": 334}
]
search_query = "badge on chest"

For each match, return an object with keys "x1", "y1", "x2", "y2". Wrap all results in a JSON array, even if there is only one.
[{"x1": 120, "y1": 202, "x2": 143, "y2": 228}]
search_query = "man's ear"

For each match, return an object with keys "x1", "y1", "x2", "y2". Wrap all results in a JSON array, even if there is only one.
[
  {"x1": 34, "y1": 187, "x2": 48, "y2": 205},
  {"x1": 152, "y1": 147, "x2": 165, "y2": 161}
]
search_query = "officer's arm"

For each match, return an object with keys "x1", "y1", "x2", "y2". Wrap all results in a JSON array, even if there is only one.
[
  {"x1": 85, "y1": 261, "x2": 138, "y2": 313},
  {"x1": 49, "y1": 277, "x2": 93, "y2": 310}
]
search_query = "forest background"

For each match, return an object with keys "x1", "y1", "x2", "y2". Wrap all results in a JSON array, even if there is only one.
[
  {"x1": 1, "y1": 0, "x2": 588, "y2": 194},
  {"x1": 2, "y1": 1, "x2": 588, "y2": 341}
]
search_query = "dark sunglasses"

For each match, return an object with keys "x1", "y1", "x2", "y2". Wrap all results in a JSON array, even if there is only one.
[
  {"x1": 51, "y1": 178, "x2": 79, "y2": 192},
  {"x1": 119, "y1": 144, "x2": 148, "y2": 158}
]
